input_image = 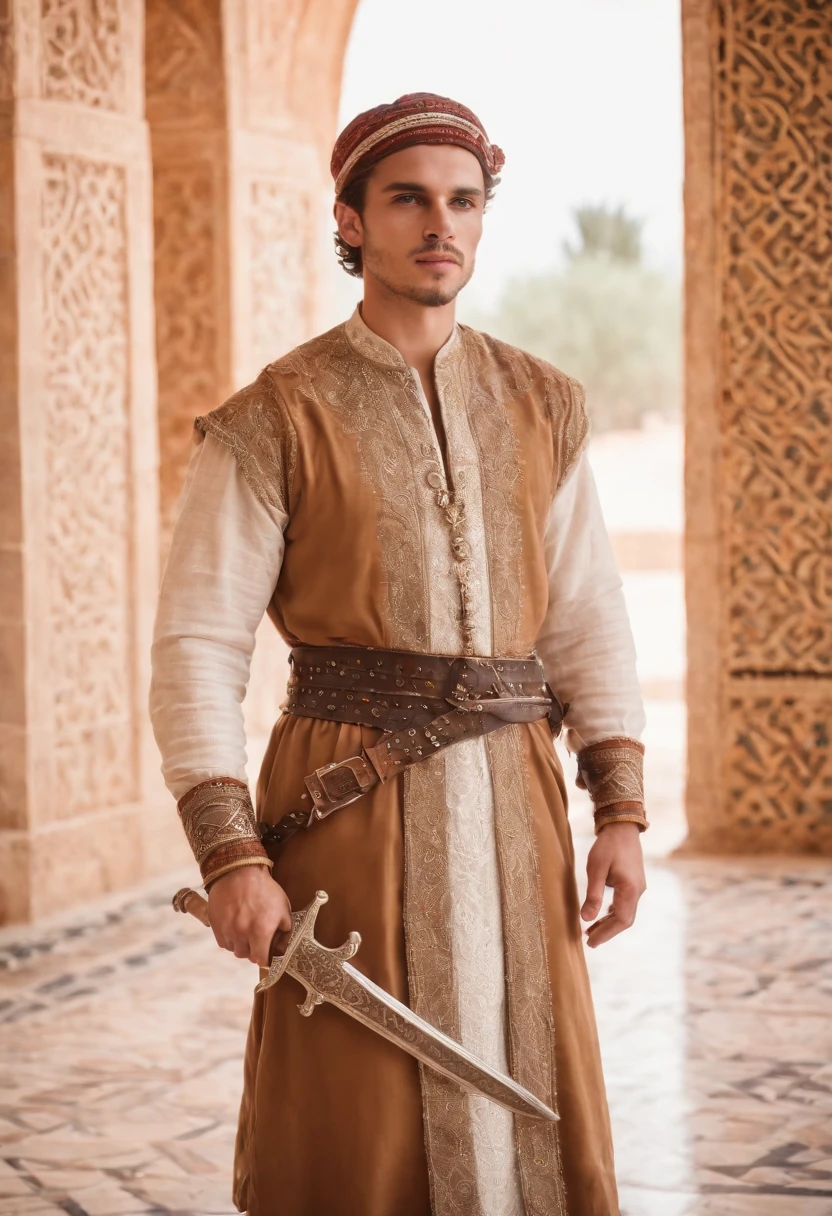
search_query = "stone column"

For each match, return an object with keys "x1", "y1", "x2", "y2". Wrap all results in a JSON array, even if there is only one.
[
  {"x1": 683, "y1": 0, "x2": 831, "y2": 853},
  {"x1": 0, "y1": 0, "x2": 190, "y2": 923},
  {"x1": 147, "y1": 0, "x2": 359, "y2": 739}
]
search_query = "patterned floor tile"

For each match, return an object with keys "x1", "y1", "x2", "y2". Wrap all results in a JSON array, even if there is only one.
[{"x1": 0, "y1": 845, "x2": 830, "y2": 1213}]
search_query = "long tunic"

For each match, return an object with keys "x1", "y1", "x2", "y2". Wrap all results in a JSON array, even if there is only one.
[{"x1": 150, "y1": 309, "x2": 645, "y2": 1216}]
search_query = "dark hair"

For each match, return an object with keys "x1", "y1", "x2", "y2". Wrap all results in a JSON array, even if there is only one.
[
  {"x1": 333, "y1": 161, "x2": 500, "y2": 278},
  {"x1": 333, "y1": 167, "x2": 375, "y2": 278}
]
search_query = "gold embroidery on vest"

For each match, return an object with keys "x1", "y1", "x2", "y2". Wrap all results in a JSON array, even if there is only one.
[
  {"x1": 195, "y1": 371, "x2": 297, "y2": 519},
  {"x1": 276, "y1": 325, "x2": 435, "y2": 650},
  {"x1": 549, "y1": 372, "x2": 590, "y2": 493}
]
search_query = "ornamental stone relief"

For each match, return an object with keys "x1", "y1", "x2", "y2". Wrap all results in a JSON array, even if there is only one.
[
  {"x1": 144, "y1": 0, "x2": 224, "y2": 127},
  {"x1": 718, "y1": 0, "x2": 832, "y2": 677},
  {"x1": 41, "y1": 153, "x2": 136, "y2": 815},
  {"x1": 250, "y1": 180, "x2": 313, "y2": 369},
  {"x1": 727, "y1": 687, "x2": 832, "y2": 852},
  {"x1": 690, "y1": 0, "x2": 832, "y2": 851},
  {"x1": 41, "y1": 0, "x2": 125, "y2": 110},
  {"x1": 152, "y1": 161, "x2": 221, "y2": 548}
]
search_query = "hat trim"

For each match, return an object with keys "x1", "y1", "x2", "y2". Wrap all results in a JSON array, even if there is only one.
[{"x1": 334, "y1": 111, "x2": 490, "y2": 194}]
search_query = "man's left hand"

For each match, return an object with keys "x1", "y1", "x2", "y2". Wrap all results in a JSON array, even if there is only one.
[{"x1": 581, "y1": 821, "x2": 646, "y2": 948}]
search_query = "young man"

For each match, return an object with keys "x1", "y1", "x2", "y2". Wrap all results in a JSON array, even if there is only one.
[{"x1": 151, "y1": 93, "x2": 647, "y2": 1216}]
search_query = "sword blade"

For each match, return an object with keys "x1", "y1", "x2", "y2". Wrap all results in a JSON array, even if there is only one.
[
  {"x1": 174, "y1": 886, "x2": 557, "y2": 1122},
  {"x1": 288, "y1": 946, "x2": 557, "y2": 1122}
]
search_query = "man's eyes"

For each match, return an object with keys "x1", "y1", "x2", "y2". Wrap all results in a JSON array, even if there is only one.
[{"x1": 391, "y1": 195, "x2": 477, "y2": 208}]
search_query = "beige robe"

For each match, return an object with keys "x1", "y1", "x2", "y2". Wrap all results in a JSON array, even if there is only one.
[{"x1": 186, "y1": 312, "x2": 622, "y2": 1216}]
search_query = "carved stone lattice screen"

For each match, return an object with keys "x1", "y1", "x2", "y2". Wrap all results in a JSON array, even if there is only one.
[{"x1": 683, "y1": 0, "x2": 831, "y2": 853}]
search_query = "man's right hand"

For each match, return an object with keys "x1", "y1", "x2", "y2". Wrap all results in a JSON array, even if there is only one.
[{"x1": 207, "y1": 864, "x2": 292, "y2": 967}]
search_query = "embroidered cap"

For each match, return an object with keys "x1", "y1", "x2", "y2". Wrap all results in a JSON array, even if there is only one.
[{"x1": 331, "y1": 92, "x2": 505, "y2": 196}]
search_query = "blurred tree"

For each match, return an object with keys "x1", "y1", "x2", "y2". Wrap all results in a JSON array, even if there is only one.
[
  {"x1": 470, "y1": 205, "x2": 681, "y2": 432},
  {"x1": 563, "y1": 203, "x2": 643, "y2": 263}
]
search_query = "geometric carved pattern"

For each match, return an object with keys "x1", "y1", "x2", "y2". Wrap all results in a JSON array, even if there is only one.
[
  {"x1": 41, "y1": 153, "x2": 136, "y2": 813},
  {"x1": 250, "y1": 181, "x2": 313, "y2": 368},
  {"x1": 152, "y1": 161, "x2": 220, "y2": 549},
  {"x1": 144, "y1": 0, "x2": 223, "y2": 127},
  {"x1": 718, "y1": 0, "x2": 832, "y2": 675},
  {"x1": 41, "y1": 0, "x2": 124, "y2": 110},
  {"x1": 727, "y1": 686, "x2": 832, "y2": 852},
  {"x1": 684, "y1": 0, "x2": 832, "y2": 854}
]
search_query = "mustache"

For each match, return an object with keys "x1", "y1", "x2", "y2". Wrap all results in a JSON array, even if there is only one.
[{"x1": 410, "y1": 241, "x2": 464, "y2": 265}]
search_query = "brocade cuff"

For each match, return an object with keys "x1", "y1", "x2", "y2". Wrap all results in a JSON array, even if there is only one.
[
  {"x1": 576, "y1": 737, "x2": 648, "y2": 834},
  {"x1": 177, "y1": 778, "x2": 269, "y2": 878}
]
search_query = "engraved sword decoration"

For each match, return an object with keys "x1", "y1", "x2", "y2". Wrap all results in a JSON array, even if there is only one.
[{"x1": 173, "y1": 887, "x2": 557, "y2": 1122}]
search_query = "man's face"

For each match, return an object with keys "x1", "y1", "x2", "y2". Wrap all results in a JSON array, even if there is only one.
[{"x1": 336, "y1": 144, "x2": 486, "y2": 307}]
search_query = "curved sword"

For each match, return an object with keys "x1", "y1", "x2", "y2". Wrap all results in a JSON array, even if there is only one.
[{"x1": 173, "y1": 887, "x2": 557, "y2": 1123}]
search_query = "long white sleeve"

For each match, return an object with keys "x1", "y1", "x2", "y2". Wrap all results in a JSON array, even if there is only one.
[
  {"x1": 149, "y1": 433, "x2": 287, "y2": 800},
  {"x1": 536, "y1": 451, "x2": 646, "y2": 755}
]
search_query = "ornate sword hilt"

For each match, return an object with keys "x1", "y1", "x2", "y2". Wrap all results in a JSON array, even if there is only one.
[
  {"x1": 172, "y1": 886, "x2": 362, "y2": 1012},
  {"x1": 255, "y1": 889, "x2": 362, "y2": 1008}
]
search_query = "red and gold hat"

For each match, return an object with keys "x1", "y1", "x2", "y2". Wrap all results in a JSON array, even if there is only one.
[{"x1": 331, "y1": 92, "x2": 505, "y2": 195}]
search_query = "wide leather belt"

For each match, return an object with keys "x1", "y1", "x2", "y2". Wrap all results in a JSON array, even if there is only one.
[{"x1": 258, "y1": 645, "x2": 567, "y2": 852}]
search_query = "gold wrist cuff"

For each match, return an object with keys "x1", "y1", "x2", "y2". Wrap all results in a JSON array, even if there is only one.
[{"x1": 178, "y1": 778, "x2": 261, "y2": 866}]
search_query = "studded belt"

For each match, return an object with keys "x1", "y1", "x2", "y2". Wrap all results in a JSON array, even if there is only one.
[{"x1": 257, "y1": 645, "x2": 567, "y2": 852}]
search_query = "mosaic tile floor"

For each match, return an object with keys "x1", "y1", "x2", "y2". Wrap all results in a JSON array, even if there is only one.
[{"x1": 1, "y1": 821, "x2": 830, "y2": 1214}]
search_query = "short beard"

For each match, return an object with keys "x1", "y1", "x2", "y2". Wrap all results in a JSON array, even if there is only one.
[{"x1": 363, "y1": 237, "x2": 473, "y2": 307}]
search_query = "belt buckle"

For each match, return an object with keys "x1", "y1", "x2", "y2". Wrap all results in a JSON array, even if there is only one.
[{"x1": 305, "y1": 754, "x2": 377, "y2": 821}]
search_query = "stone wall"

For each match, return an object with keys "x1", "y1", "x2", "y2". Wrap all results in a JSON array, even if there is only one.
[
  {"x1": 0, "y1": 0, "x2": 175, "y2": 922},
  {"x1": 0, "y1": 0, "x2": 357, "y2": 923},
  {"x1": 683, "y1": 0, "x2": 831, "y2": 853}
]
